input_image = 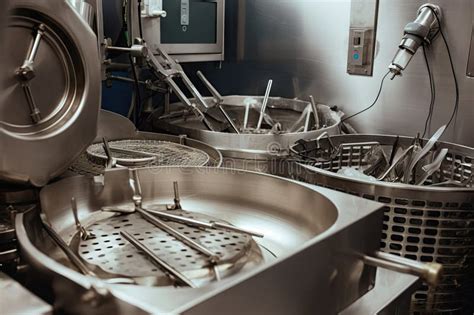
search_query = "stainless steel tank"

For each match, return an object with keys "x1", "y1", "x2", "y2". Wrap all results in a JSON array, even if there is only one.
[
  {"x1": 15, "y1": 166, "x2": 436, "y2": 314},
  {"x1": 154, "y1": 95, "x2": 342, "y2": 173}
]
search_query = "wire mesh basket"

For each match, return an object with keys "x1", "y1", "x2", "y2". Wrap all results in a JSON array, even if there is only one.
[{"x1": 288, "y1": 134, "x2": 474, "y2": 314}]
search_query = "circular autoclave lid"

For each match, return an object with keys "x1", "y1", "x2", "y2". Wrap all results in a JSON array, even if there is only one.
[{"x1": 0, "y1": 0, "x2": 101, "y2": 186}]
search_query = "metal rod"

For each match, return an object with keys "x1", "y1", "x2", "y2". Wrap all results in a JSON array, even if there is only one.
[
  {"x1": 103, "y1": 206, "x2": 264, "y2": 238},
  {"x1": 256, "y1": 80, "x2": 273, "y2": 130},
  {"x1": 243, "y1": 104, "x2": 250, "y2": 130},
  {"x1": 218, "y1": 105, "x2": 240, "y2": 134},
  {"x1": 179, "y1": 71, "x2": 210, "y2": 110},
  {"x1": 303, "y1": 107, "x2": 312, "y2": 132},
  {"x1": 196, "y1": 70, "x2": 223, "y2": 103},
  {"x1": 27, "y1": 24, "x2": 45, "y2": 63},
  {"x1": 129, "y1": 170, "x2": 143, "y2": 208},
  {"x1": 173, "y1": 181, "x2": 182, "y2": 209},
  {"x1": 102, "y1": 138, "x2": 117, "y2": 169},
  {"x1": 71, "y1": 197, "x2": 95, "y2": 241},
  {"x1": 362, "y1": 251, "x2": 442, "y2": 287},
  {"x1": 120, "y1": 231, "x2": 196, "y2": 288},
  {"x1": 145, "y1": 209, "x2": 213, "y2": 229},
  {"x1": 21, "y1": 84, "x2": 41, "y2": 123},
  {"x1": 195, "y1": 69, "x2": 239, "y2": 133},
  {"x1": 165, "y1": 77, "x2": 215, "y2": 132},
  {"x1": 109, "y1": 146, "x2": 157, "y2": 158},
  {"x1": 136, "y1": 208, "x2": 220, "y2": 261},
  {"x1": 309, "y1": 95, "x2": 320, "y2": 129}
]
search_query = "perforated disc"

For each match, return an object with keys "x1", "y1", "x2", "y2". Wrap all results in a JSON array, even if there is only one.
[
  {"x1": 70, "y1": 139, "x2": 211, "y2": 176},
  {"x1": 76, "y1": 209, "x2": 254, "y2": 281}
]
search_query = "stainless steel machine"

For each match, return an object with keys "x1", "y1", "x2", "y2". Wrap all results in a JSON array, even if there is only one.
[{"x1": 0, "y1": 1, "x2": 451, "y2": 314}]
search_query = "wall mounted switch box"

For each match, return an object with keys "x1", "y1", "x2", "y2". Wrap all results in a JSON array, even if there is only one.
[{"x1": 347, "y1": 0, "x2": 379, "y2": 76}]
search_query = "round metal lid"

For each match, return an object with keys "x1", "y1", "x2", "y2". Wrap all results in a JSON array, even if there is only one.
[{"x1": 0, "y1": 0, "x2": 101, "y2": 186}]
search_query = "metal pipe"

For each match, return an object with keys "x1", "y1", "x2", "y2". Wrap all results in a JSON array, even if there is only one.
[
  {"x1": 120, "y1": 231, "x2": 196, "y2": 288},
  {"x1": 256, "y1": 80, "x2": 273, "y2": 130}
]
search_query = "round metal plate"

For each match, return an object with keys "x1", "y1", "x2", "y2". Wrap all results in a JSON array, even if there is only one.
[{"x1": 76, "y1": 210, "x2": 255, "y2": 281}]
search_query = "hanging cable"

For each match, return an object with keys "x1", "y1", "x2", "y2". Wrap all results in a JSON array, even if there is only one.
[
  {"x1": 425, "y1": 6, "x2": 459, "y2": 131},
  {"x1": 421, "y1": 46, "x2": 436, "y2": 138},
  {"x1": 341, "y1": 70, "x2": 391, "y2": 124}
]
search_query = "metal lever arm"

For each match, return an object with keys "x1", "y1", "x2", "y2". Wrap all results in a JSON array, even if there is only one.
[{"x1": 16, "y1": 24, "x2": 46, "y2": 123}]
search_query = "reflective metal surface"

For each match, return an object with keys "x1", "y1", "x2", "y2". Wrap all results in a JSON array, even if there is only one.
[
  {"x1": 0, "y1": 0, "x2": 101, "y2": 186},
  {"x1": 16, "y1": 167, "x2": 392, "y2": 314}
]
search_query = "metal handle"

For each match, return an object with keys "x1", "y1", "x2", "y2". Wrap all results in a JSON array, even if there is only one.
[{"x1": 362, "y1": 251, "x2": 443, "y2": 287}]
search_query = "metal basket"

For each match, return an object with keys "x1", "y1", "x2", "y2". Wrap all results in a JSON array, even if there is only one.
[{"x1": 288, "y1": 134, "x2": 474, "y2": 314}]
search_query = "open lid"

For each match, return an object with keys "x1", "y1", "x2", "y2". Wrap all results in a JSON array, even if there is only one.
[{"x1": 0, "y1": 0, "x2": 101, "y2": 187}]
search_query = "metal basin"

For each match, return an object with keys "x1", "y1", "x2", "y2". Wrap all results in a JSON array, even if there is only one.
[
  {"x1": 154, "y1": 96, "x2": 341, "y2": 173},
  {"x1": 16, "y1": 167, "x2": 389, "y2": 314}
]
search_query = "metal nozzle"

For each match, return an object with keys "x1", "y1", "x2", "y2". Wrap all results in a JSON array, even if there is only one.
[{"x1": 388, "y1": 3, "x2": 441, "y2": 79}]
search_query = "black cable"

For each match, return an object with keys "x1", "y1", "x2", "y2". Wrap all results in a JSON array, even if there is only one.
[
  {"x1": 421, "y1": 45, "x2": 436, "y2": 138},
  {"x1": 425, "y1": 6, "x2": 459, "y2": 131},
  {"x1": 341, "y1": 70, "x2": 391, "y2": 124},
  {"x1": 137, "y1": 0, "x2": 143, "y2": 38},
  {"x1": 129, "y1": 54, "x2": 142, "y2": 124}
]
